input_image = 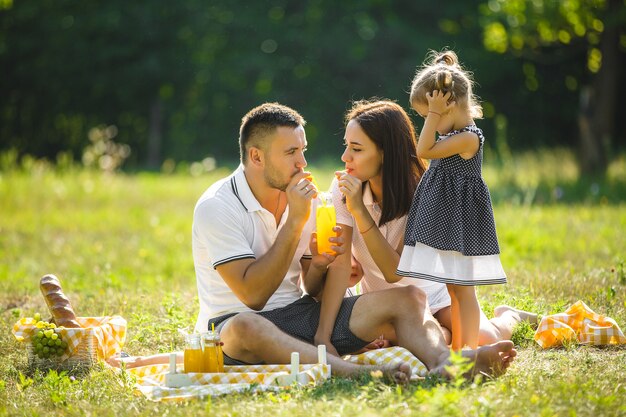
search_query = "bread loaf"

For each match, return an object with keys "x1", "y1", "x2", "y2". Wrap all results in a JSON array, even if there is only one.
[{"x1": 39, "y1": 274, "x2": 81, "y2": 328}]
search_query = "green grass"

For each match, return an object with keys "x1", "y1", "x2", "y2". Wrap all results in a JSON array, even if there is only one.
[{"x1": 1, "y1": 150, "x2": 625, "y2": 416}]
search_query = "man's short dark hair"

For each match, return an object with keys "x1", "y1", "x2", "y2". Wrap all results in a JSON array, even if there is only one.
[{"x1": 239, "y1": 103, "x2": 306, "y2": 164}]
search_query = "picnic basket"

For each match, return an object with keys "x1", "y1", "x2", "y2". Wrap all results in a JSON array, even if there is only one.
[
  {"x1": 26, "y1": 327, "x2": 98, "y2": 373},
  {"x1": 13, "y1": 316, "x2": 127, "y2": 374}
]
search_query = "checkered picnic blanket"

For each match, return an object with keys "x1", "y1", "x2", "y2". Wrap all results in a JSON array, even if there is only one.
[
  {"x1": 119, "y1": 347, "x2": 427, "y2": 402},
  {"x1": 123, "y1": 363, "x2": 331, "y2": 401},
  {"x1": 343, "y1": 346, "x2": 428, "y2": 378},
  {"x1": 12, "y1": 316, "x2": 127, "y2": 360},
  {"x1": 534, "y1": 300, "x2": 626, "y2": 348}
]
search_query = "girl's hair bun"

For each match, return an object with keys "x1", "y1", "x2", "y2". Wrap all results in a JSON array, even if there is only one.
[{"x1": 433, "y1": 51, "x2": 459, "y2": 67}]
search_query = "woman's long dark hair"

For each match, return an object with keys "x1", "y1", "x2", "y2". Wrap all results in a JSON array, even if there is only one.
[{"x1": 345, "y1": 99, "x2": 427, "y2": 226}]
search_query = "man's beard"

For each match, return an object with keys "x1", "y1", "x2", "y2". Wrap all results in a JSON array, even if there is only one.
[{"x1": 264, "y1": 160, "x2": 292, "y2": 191}]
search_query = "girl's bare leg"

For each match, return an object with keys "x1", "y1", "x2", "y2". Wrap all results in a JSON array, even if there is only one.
[{"x1": 447, "y1": 284, "x2": 479, "y2": 349}]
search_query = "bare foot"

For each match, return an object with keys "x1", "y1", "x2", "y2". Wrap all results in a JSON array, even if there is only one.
[
  {"x1": 431, "y1": 340, "x2": 517, "y2": 379},
  {"x1": 380, "y1": 361, "x2": 412, "y2": 384},
  {"x1": 361, "y1": 361, "x2": 412, "y2": 384},
  {"x1": 467, "y1": 340, "x2": 516, "y2": 378},
  {"x1": 494, "y1": 305, "x2": 538, "y2": 326}
]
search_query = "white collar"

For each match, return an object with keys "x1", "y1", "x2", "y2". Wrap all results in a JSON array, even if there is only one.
[{"x1": 232, "y1": 165, "x2": 263, "y2": 213}]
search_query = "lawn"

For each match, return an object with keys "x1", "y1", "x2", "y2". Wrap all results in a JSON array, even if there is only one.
[{"x1": 0, "y1": 152, "x2": 625, "y2": 416}]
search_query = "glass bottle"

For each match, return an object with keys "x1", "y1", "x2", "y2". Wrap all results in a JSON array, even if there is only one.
[
  {"x1": 215, "y1": 333, "x2": 224, "y2": 372},
  {"x1": 183, "y1": 333, "x2": 203, "y2": 373},
  {"x1": 202, "y1": 331, "x2": 219, "y2": 373}
]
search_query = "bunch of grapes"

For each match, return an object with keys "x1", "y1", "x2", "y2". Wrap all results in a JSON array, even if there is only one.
[{"x1": 31, "y1": 313, "x2": 68, "y2": 360}]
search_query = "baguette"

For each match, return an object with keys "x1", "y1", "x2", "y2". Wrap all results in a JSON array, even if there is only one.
[{"x1": 39, "y1": 274, "x2": 81, "y2": 328}]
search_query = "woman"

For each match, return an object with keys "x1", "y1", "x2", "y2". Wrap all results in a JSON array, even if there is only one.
[{"x1": 315, "y1": 99, "x2": 536, "y2": 354}]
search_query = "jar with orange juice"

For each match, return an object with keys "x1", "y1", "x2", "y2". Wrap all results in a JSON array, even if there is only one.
[
  {"x1": 202, "y1": 330, "x2": 224, "y2": 373},
  {"x1": 316, "y1": 192, "x2": 336, "y2": 255},
  {"x1": 183, "y1": 333, "x2": 203, "y2": 373}
]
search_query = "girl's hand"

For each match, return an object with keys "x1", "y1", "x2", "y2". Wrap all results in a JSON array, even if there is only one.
[
  {"x1": 335, "y1": 171, "x2": 367, "y2": 216},
  {"x1": 426, "y1": 90, "x2": 454, "y2": 116}
]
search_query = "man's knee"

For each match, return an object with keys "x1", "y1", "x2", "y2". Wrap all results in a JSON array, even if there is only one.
[
  {"x1": 221, "y1": 313, "x2": 262, "y2": 343},
  {"x1": 399, "y1": 285, "x2": 428, "y2": 308},
  {"x1": 375, "y1": 286, "x2": 428, "y2": 314}
]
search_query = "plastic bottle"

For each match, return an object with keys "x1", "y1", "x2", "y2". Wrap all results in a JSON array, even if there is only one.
[{"x1": 316, "y1": 192, "x2": 336, "y2": 255}]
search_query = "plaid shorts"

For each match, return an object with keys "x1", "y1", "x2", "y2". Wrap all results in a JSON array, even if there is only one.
[{"x1": 208, "y1": 295, "x2": 369, "y2": 365}]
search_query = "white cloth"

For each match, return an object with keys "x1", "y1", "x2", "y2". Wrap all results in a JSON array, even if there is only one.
[
  {"x1": 193, "y1": 165, "x2": 314, "y2": 333},
  {"x1": 331, "y1": 179, "x2": 451, "y2": 313},
  {"x1": 397, "y1": 242, "x2": 507, "y2": 286}
]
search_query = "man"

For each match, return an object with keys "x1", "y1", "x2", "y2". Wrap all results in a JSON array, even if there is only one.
[{"x1": 192, "y1": 102, "x2": 516, "y2": 380}]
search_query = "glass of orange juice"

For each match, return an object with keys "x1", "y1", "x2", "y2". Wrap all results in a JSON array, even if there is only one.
[{"x1": 316, "y1": 192, "x2": 336, "y2": 255}]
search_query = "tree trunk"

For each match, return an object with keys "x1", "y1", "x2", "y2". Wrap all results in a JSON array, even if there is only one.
[
  {"x1": 578, "y1": 0, "x2": 620, "y2": 177},
  {"x1": 147, "y1": 98, "x2": 163, "y2": 170}
]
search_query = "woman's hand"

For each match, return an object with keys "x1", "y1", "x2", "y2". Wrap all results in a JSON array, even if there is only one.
[
  {"x1": 353, "y1": 335, "x2": 392, "y2": 354},
  {"x1": 335, "y1": 171, "x2": 367, "y2": 216}
]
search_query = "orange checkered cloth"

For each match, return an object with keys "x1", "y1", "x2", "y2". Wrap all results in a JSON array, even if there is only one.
[
  {"x1": 343, "y1": 346, "x2": 428, "y2": 378},
  {"x1": 534, "y1": 300, "x2": 626, "y2": 348},
  {"x1": 123, "y1": 363, "x2": 330, "y2": 401},
  {"x1": 12, "y1": 316, "x2": 127, "y2": 360},
  {"x1": 116, "y1": 347, "x2": 426, "y2": 401}
]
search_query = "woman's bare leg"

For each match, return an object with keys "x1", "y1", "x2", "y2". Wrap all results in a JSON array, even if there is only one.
[{"x1": 435, "y1": 304, "x2": 538, "y2": 345}]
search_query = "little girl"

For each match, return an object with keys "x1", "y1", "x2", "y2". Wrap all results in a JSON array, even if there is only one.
[{"x1": 396, "y1": 50, "x2": 507, "y2": 350}]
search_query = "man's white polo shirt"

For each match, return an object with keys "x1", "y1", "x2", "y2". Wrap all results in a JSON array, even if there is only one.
[{"x1": 193, "y1": 165, "x2": 314, "y2": 333}]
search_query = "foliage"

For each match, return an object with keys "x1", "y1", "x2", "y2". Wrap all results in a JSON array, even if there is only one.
[
  {"x1": 1, "y1": 1, "x2": 624, "y2": 169},
  {"x1": 81, "y1": 125, "x2": 131, "y2": 173},
  {"x1": 479, "y1": 0, "x2": 626, "y2": 175}
]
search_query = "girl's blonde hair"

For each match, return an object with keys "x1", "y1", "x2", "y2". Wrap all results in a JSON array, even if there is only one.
[{"x1": 409, "y1": 50, "x2": 482, "y2": 119}]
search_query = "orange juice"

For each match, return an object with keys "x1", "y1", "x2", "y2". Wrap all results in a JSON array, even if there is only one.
[
  {"x1": 202, "y1": 331, "x2": 223, "y2": 373},
  {"x1": 184, "y1": 333, "x2": 204, "y2": 373},
  {"x1": 202, "y1": 342, "x2": 218, "y2": 373},
  {"x1": 216, "y1": 342, "x2": 224, "y2": 372},
  {"x1": 316, "y1": 194, "x2": 336, "y2": 255},
  {"x1": 184, "y1": 347, "x2": 203, "y2": 373}
]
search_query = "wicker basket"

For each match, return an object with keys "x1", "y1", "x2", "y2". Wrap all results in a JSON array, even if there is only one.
[{"x1": 27, "y1": 328, "x2": 98, "y2": 374}]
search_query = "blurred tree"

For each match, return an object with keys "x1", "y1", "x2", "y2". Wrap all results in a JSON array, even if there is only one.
[
  {"x1": 0, "y1": 0, "x2": 204, "y2": 168},
  {"x1": 3, "y1": 0, "x2": 621, "y2": 170},
  {"x1": 480, "y1": 0, "x2": 626, "y2": 176}
]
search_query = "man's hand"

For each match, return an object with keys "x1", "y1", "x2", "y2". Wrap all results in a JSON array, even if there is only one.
[
  {"x1": 308, "y1": 226, "x2": 345, "y2": 270},
  {"x1": 286, "y1": 171, "x2": 317, "y2": 226}
]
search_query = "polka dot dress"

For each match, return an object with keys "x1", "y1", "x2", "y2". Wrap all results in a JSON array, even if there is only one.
[{"x1": 396, "y1": 125, "x2": 507, "y2": 286}]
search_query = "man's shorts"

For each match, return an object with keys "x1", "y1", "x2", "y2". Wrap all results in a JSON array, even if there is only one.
[{"x1": 207, "y1": 295, "x2": 370, "y2": 365}]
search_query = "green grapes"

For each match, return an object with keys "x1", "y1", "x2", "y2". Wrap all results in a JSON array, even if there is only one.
[{"x1": 31, "y1": 318, "x2": 68, "y2": 359}]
